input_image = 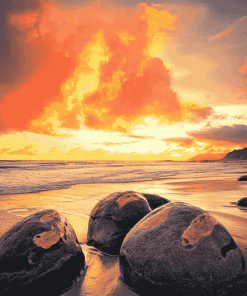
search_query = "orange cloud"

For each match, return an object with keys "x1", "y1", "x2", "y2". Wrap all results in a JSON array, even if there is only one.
[
  {"x1": 239, "y1": 60, "x2": 247, "y2": 74},
  {"x1": 8, "y1": 145, "x2": 37, "y2": 155},
  {"x1": 0, "y1": 1, "x2": 78, "y2": 132},
  {"x1": 9, "y1": 11, "x2": 39, "y2": 34},
  {"x1": 0, "y1": 148, "x2": 10, "y2": 155},
  {"x1": 0, "y1": 1, "x2": 212, "y2": 136},
  {"x1": 165, "y1": 137, "x2": 196, "y2": 148},
  {"x1": 124, "y1": 134, "x2": 153, "y2": 140}
]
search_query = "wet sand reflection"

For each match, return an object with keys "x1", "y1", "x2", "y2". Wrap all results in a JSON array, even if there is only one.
[
  {"x1": 63, "y1": 245, "x2": 138, "y2": 296},
  {"x1": 1, "y1": 179, "x2": 247, "y2": 295}
]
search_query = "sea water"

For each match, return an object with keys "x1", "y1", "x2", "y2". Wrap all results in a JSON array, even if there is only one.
[{"x1": 0, "y1": 160, "x2": 246, "y2": 196}]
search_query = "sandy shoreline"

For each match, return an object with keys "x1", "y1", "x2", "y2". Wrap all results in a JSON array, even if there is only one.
[{"x1": 1, "y1": 177, "x2": 247, "y2": 295}]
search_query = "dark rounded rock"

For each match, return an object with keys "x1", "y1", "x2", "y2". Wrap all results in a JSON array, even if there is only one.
[
  {"x1": 238, "y1": 175, "x2": 247, "y2": 181},
  {"x1": 119, "y1": 202, "x2": 245, "y2": 296},
  {"x1": 87, "y1": 191, "x2": 152, "y2": 254},
  {"x1": 0, "y1": 209, "x2": 85, "y2": 296},
  {"x1": 141, "y1": 193, "x2": 170, "y2": 210},
  {"x1": 237, "y1": 197, "x2": 247, "y2": 207}
]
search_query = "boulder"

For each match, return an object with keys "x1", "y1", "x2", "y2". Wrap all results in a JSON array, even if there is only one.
[
  {"x1": 238, "y1": 175, "x2": 247, "y2": 181},
  {"x1": 237, "y1": 197, "x2": 247, "y2": 207},
  {"x1": 87, "y1": 191, "x2": 152, "y2": 254},
  {"x1": 0, "y1": 209, "x2": 85, "y2": 296},
  {"x1": 141, "y1": 193, "x2": 170, "y2": 210},
  {"x1": 119, "y1": 202, "x2": 245, "y2": 296}
]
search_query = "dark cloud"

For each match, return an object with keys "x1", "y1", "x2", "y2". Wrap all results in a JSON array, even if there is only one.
[
  {"x1": 0, "y1": 0, "x2": 78, "y2": 133},
  {"x1": 203, "y1": 0, "x2": 247, "y2": 17},
  {"x1": 115, "y1": 0, "x2": 247, "y2": 16},
  {"x1": 209, "y1": 16, "x2": 247, "y2": 44},
  {"x1": 0, "y1": 0, "x2": 42, "y2": 87},
  {"x1": 188, "y1": 124, "x2": 247, "y2": 144}
]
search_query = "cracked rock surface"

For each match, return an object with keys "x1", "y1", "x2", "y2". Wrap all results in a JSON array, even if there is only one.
[
  {"x1": 120, "y1": 202, "x2": 246, "y2": 296},
  {"x1": 0, "y1": 209, "x2": 85, "y2": 296}
]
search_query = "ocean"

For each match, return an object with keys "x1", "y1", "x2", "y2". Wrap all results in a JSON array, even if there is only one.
[
  {"x1": 1, "y1": 160, "x2": 247, "y2": 295},
  {"x1": 0, "y1": 160, "x2": 246, "y2": 195}
]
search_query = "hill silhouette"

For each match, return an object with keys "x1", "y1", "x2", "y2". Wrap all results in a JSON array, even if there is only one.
[{"x1": 222, "y1": 148, "x2": 247, "y2": 161}]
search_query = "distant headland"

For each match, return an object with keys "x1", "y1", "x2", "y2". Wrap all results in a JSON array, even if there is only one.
[
  {"x1": 221, "y1": 148, "x2": 247, "y2": 161},
  {"x1": 188, "y1": 148, "x2": 247, "y2": 162}
]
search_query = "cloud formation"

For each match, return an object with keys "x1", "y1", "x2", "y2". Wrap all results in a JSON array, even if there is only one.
[
  {"x1": 209, "y1": 16, "x2": 247, "y2": 43},
  {"x1": 0, "y1": 0, "x2": 42, "y2": 85},
  {"x1": 0, "y1": 1, "x2": 212, "y2": 136},
  {"x1": 188, "y1": 124, "x2": 247, "y2": 145},
  {"x1": 99, "y1": 141, "x2": 139, "y2": 147},
  {"x1": 239, "y1": 58, "x2": 247, "y2": 75},
  {"x1": 8, "y1": 145, "x2": 37, "y2": 155},
  {"x1": 124, "y1": 134, "x2": 154, "y2": 140},
  {"x1": 164, "y1": 137, "x2": 196, "y2": 147},
  {"x1": 0, "y1": 148, "x2": 10, "y2": 155}
]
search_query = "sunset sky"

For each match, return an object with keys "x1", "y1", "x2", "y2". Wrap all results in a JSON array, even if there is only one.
[{"x1": 0, "y1": 0, "x2": 247, "y2": 161}]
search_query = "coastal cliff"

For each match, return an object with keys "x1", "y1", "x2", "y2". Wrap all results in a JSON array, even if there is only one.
[{"x1": 222, "y1": 148, "x2": 247, "y2": 161}]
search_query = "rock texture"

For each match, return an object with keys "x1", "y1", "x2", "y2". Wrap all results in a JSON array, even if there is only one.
[
  {"x1": 87, "y1": 191, "x2": 152, "y2": 254},
  {"x1": 119, "y1": 202, "x2": 245, "y2": 296},
  {"x1": 237, "y1": 197, "x2": 247, "y2": 207},
  {"x1": 141, "y1": 193, "x2": 170, "y2": 210},
  {"x1": 0, "y1": 209, "x2": 85, "y2": 296}
]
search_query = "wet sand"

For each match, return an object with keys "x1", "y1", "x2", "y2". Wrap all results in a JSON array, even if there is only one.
[{"x1": 1, "y1": 177, "x2": 247, "y2": 295}]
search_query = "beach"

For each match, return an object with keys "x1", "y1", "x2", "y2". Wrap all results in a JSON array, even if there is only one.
[
  {"x1": 2, "y1": 0, "x2": 247, "y2": 293},
  {"x1": 1, "y1": 161, "x2": 247, "y2": 295}
]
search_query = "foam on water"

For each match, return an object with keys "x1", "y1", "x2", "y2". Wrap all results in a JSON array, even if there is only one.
[{"x1": 0, "y1": 160, "x2": 246, "y2": 196}]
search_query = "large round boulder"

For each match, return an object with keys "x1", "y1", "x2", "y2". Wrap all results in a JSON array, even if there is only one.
[
  {"x1": 238, "y1": 175, "x2": 247, "y2": 181},
  {"x1": 141, "y1": 193, "x2": 170, "y2": 210},
  {"x1": 0, "y1": 209, "x2": 85, "y2": 296},
  {"x1": 119, "y1": 202, "x2": 245, "y2": 296},
  {"x1": 87, "y1": 191, "x2": 152, "y2": 254},
  {"x1": 237, "y1": 197, "x2": 247, "y2": 207}
]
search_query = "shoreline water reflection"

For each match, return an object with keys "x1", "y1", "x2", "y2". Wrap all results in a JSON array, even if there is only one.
[{"x1": 1, "y1": 161, "x2": 247, "y2": 295}]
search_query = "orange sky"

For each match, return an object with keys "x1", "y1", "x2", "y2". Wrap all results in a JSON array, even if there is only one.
[{"x1": 0, "y1": 0, "x2": 247, "y2": 161}]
